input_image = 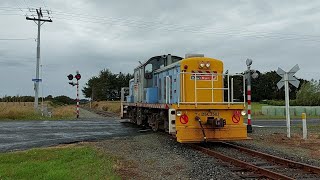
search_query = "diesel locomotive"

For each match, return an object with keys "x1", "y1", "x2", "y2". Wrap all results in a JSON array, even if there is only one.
[{"x1": 121, "y1": 54, "x2": 248, "y2": 143}]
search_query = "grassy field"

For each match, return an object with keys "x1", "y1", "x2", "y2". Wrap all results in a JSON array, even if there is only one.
[
  {"x1": 0, "y1": 144, "x2": 120, "y2": 179},
  {"x1": 0, "y1": 102, "x2": 76, "y2": 120}
]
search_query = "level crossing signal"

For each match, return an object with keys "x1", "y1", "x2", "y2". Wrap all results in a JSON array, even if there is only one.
[
  {"x1": 67, "y1": 71, "x2": 81, "y2": 118},
  {"x1": 75, "y1": 74, "x2": 81, "y2": 80},
  {"x1": 67, "y1": 74, "x2": 73, "y2": 80}
]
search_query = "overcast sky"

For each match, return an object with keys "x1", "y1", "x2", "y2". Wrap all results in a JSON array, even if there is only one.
[{"x1": 0, "y1": 0, "x2": 319, "y2": 98}]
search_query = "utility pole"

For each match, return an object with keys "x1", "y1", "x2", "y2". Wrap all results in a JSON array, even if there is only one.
[{"x1": 26, "y1": 8, "x2": 52, "y2": 110}]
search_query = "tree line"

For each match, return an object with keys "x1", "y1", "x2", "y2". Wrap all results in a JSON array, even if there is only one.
[
  {"x1": 82, "y1": 69, "x2": 133, "y2": 101},
  {"x1": 232, "y1": 70, "x2": 308, "y2": 102},
  {"x1": 0, "y1": 95, "x2": 78, "y2": 105}
]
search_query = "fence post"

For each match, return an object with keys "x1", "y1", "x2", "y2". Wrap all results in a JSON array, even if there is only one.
[{"x1": 302, "y1": 113, "x2": 307, "y2": 139}]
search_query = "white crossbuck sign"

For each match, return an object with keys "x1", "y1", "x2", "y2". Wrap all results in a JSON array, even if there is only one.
[
  {"x1": 276, "y1": 64, "x2": 300, "y2": 138},
  {"x1": 277, "y1": 64, "x2": 300, "y2": 89}
]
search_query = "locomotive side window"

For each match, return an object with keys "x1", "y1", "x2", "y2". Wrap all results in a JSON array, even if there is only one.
[
  {"x1": 144, "y1": 64, "x2": 153, "y2": 79},
  {"x1": 145, "y1": 64, "x2": 152, "y2": 73}
]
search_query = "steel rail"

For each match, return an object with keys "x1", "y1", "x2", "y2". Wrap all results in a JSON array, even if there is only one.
[
  {"x1": 222, "y1": 142, "x2": 320, "y2": 175},
  {"x1": 189, "y1": 144, "x2": 294, "y2": 180}
]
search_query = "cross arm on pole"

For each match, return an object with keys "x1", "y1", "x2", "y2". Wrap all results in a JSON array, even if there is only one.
[{"x1": 26, "y1": 17, "x2": 53, "y2": 22}]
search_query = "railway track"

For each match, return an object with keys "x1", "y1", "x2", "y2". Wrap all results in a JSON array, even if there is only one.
[{"x1": 189, "y1": 143, "x2": 320, "y2": 179}]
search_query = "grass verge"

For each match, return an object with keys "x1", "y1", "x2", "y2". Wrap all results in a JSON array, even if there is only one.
[
  {"x1": 0, "y1": 144, "x2": 120, "y2": 179},
  {"x1": 0, "y1": 102, "x2": 76, "y2": 120}
]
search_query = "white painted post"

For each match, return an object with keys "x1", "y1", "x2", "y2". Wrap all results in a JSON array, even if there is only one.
[
  {"x1": 276, "y1": 65, "x2": 300, "y2": 139},
  {"x1": 284, "y1": 73, "x2": 291, "y2": 138},
  {"x1": 302, "y1": 113, "x2": 307, "y2": 139}
]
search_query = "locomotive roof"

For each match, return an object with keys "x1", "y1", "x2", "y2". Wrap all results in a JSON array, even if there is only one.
[{"x1": 135, "y1": 54, "x2": 183, "y2": 70}]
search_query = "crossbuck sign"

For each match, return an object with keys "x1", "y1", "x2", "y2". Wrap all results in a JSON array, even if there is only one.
[{"x1": 276, "y1": 64, "x2": 300, "y2": 138}]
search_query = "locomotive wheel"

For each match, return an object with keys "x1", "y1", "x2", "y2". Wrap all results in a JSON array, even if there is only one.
[
  {"x1": 129, "y1": 108, "x2": 137, "y2": 123},
  {"x1": 152, "y1": 118, "x2": 159, "y2": 132},
  {"x1": 137, "y1": 108, "x2": 142, "y2": 125}
]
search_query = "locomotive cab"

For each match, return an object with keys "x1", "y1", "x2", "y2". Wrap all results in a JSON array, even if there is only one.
[{"x1": 133, "y1": 54, "x2": 183, "y2": 103}]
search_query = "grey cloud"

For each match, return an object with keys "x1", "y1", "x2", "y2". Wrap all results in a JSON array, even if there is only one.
[{"x1": 0, "y1": 61, "x2": 27, "y2": 67}]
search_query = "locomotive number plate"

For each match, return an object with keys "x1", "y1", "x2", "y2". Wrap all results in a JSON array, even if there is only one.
[
  {"x1": 196, "y1": 111, "x2": 219, "y2": 117},
  {"x1": 190, "y1": 75, "x2": 218, "y2": 81}
]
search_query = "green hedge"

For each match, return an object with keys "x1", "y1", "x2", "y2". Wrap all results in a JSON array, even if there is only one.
[{"x1": 262, "y1": 100, "x2": 299, "y2": 106}]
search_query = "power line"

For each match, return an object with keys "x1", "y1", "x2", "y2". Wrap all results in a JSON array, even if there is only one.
[
  {"x1": 0, "y1": 13, "x2": 25, "y2": 16},
  {"x1": 51, "y1": 10, "x2": 320, "y2": 39},
  {"x1": 49, "y1": 10, "x2": 320, "y2": 43},
  {"x1": 0, "y1": 7, "x2": 28, "y2": 10},
  {"x1": 1, "y1": 6, "x2": 319, "y2": 43},
  {"x1": 23, "y1": 0, "x2": 30, "y2": 10},
  {"x1": 41, "y1": 0, "x2": 48, "y2": 9},
  {"x1": 52, "y1": 14, "x2": 320, "y2": 43},
  {"x1": 15, "y1": 1, "x2": 28, "y2": 16},
  {"x1": 0, "y1": 38, "x2": 34, "y2": 40}
]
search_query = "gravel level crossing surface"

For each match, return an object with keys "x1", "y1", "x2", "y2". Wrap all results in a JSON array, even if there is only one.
[{"x1": 0, "y1": 109, "x2": 138, "y2": 152}]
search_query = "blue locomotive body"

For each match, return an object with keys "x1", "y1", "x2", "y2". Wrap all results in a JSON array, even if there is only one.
[{"x1": 126, "y1": 54, "x2": 183, "y2": 105}]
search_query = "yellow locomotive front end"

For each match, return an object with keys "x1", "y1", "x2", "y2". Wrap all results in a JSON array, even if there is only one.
[{"x1": 172, "y1": 56, "x2": 248, "y2": 143}]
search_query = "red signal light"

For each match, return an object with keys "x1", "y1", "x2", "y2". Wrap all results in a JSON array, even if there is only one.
[{"x1": 75, "y1": 74, "x2": 81, "y2": 80}]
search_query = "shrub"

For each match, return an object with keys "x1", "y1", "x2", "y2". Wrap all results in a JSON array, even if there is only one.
[{"x1": 296, "y1": 80, "x2": 320, "y2": 106}]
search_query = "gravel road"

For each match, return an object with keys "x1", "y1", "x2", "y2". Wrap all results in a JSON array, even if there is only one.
[{"x1": 0, "y1": 109, "x2": 139, "y2": 152}]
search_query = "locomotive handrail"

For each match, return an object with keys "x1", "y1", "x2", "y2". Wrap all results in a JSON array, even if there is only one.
[
  {"x1": 165, "y1": 76, "x2": 171, "y2": 104},
  {"x1": 179, "y1": 72, "x2": 246, "y2": 107},
  {"x1": 179, "y1": 102, "x2": 244, "y2": 104}
]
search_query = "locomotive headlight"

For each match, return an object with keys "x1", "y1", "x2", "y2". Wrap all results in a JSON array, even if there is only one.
[
  {"x1": 205, "y1": 62, "x2": 210, "y2": 68},
  {"x1": 241, "y1": 110, "x2": 246, "y2": 116},
  {"x1": 176, "y1": 111, "x2": 182, "y2": 116},
  {"x1": 199, "y1": 62, "x2": 205, "y2": 68}
]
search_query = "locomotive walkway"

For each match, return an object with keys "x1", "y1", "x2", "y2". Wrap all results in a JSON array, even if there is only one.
[{"x1": 0, "y1": 109, "x2": 139, "y2": 152}]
